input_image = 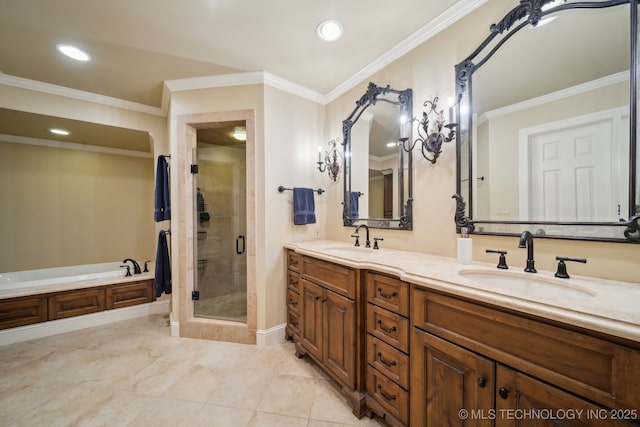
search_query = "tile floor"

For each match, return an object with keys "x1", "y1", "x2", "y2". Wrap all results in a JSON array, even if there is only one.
[{"x1": 0, "y1": 314, "x2": 384, "y2": 427}]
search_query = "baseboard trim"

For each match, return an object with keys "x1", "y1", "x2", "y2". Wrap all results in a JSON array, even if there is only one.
[
  {"x1": 0, "y1": 299, "x2": 170, "y2": 346},
  {"x1": 256, "y1": 323, "x2": 286, "y2": 346}
]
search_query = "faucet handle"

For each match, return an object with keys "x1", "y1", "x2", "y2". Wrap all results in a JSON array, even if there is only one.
[
  {"x1": 120, "y1": 265, "x2": 132, "y2": 277},
  {"x1": 486, "y1": 249, "x2": 508, "y2": 269},
  {"x1": 373, "y1": 237, "x2": 384, "y2": 250},
  {"x1": 554, "y1": 256, "x2": 587, "y2": 279},
  {"x1": 350, "y1": 234, "x2": 360, "y2": 247},
  {"x1": 143, "y1": 260, "x2": 151, "y2": 273}
]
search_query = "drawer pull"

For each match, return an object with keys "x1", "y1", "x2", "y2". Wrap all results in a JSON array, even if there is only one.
[
  {"x1": 477, "y1": 377, "x2": 487, "y2": 388},
  {"x1": 377, "y1": 352, "x2": 397, "y2": 367},
  {"x1": 499, "y1": 387, "x2": 509, "y2": 399},
  {"x1": 377, "y1": 320, "x2": 397, "y2": 333},
  {"x1": 377, "y1": 288, "x2": 398, "y2": 299},
  {"x1": 315, "y1": 296, "x2": 327, "y2": 303},
  {"x1": 377, "y1": 384, "x2": 397, "y2": 401}
]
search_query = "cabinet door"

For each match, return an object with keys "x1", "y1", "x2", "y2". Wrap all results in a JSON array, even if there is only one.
[
  {"x1": 300, "y1": 279, "x2": 323, "y2": 361},
  {"x1": 496, "y1": 365, "x2": 633, "y2": 427},
  {"x1": 323, "y1": 289, "x2": 356, "y2": 389},
  {"x1": 412, "y1": 328, "x2": 494, "y2": 427}
]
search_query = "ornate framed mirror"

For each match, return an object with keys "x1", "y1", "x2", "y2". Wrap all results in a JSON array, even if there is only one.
[
  {"x1": 342, "y1": 82, "x2": 413, "y2": 230},
  {"x1": 454, "y1": 0, "x2": 640, "y2": 242}
]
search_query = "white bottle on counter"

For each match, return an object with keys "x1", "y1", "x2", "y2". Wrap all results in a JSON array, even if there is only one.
[{"x1": 457, "y1": 228, "x2": 473, "y2": 265}]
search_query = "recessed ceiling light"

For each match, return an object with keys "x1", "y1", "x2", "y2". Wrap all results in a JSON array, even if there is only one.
[
  {"x1": 316, "y1": 19, "x2": 343, "y2": 42},
  {"x1": 49, "y1": 128, "x2": 71, "y2": 136},
  {"x1": 56, "y1": 44, "x2": 91, "y2": 62}
]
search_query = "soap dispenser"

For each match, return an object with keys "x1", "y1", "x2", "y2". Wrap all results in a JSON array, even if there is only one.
[{"x1": 457, "y1": 228, "x2": 473, "y2": 265}]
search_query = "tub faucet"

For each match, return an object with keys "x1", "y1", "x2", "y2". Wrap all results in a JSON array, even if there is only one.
[
  {"x1": 354, "y1": 224, "x2": 371, "y2": 248},
  {"x1": 122, "y1": 258, "x2": 142, "y2": 275},
  {"x1": 518, "y1": 231, "x2": 536, "y2": 273}
]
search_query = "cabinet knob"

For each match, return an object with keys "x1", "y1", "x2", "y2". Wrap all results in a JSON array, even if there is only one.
[
  {"x1": 498, "y1": 387, "x2": 509, "y2": 399},
  {"x1": 477, "y1": 377, "x2": 487, "y2": 388}
]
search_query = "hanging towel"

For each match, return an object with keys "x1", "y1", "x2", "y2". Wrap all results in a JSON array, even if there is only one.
[
  {"x1": 154, "y1": 230, "x2": 172, "y2": 297},
  {"x1": 293, "y1": 187, "x2": 316, "y2": 225},
  {"x1": 350, "y1": 191, "x2": 359, "y2": 218},
  {"x1": 154, "y1": 155, "x2": 171, "y2": 222}
]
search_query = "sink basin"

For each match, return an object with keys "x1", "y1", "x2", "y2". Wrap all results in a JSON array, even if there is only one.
[
  {"x1": 458, "y1": 269, "x2": 596, "y2": 299},
  {"x1": 323, "y1": 246, "x2": 375, "y2": 258}
]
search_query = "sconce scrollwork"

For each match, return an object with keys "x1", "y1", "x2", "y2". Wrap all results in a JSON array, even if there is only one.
[
  {"x1": 317, "y1": 137, "x2": 342, "y2": 181},
  {"x1": 402, "y1": 96, "x2": 457, "y2": 164}
]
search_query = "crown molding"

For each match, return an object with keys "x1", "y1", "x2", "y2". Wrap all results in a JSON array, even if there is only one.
[
  {"x1": 481, "y1": 71, "x2": 630, "y2": 122},
  {"x1": 0, "y1": 72, "x2": 164, "y2": 117},
  {"x1": 325, "y1": 0, "x2": 489, "y2": 103},
  {"x1": 163, "y1": 71, "x2": 326, "y2": 105},
  {"x1": 0, "y1": 133, "x2": 153, "y2": 158}
]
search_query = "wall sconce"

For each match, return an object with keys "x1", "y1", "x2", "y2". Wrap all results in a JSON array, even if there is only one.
[
  {"x1": 317, "y1": 137, "x2": 342, "y2": 181},
  {"x1": 401, "y1": 96, "x2": 456, "y2": 164}
]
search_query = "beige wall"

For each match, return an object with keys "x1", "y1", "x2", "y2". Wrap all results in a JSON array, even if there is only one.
[
  {"x1": 324, "y1": 0, "x2": 640, "y2": 284},
  {"x1": 0, "y1": 84, "x2": 166, "y2": 273},
  {"x1": 0, "y1": 141, "x2": 154, "y2": 271}
]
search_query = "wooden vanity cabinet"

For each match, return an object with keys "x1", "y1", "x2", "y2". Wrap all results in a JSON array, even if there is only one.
[
  {"x1": 285, "y1": 250, "x2": 301, "y2": 341},
  {"x1": 365, "y1": 272, "x2": 411, "y2": 426},
  {"x1": 411, "y1": 288, "x2": 640, "y2": 427},
  {"x1": 287, "y1": 252, "x2": 366, "y2": 418}
]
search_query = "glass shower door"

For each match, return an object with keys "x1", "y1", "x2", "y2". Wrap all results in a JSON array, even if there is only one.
[{"x1": 193, "y1": 124, "x2": 247, "y2": 322}]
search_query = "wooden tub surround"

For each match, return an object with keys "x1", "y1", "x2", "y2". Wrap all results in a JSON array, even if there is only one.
[
  {"x1": 0, "y1": 278, "x2": 155, "y2": 330},
  {"x1": 285, "y1": 241, "x2": 640, "y2": 427}
]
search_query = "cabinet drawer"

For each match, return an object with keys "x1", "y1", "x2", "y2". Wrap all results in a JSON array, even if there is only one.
[
  {"x1": 367, "y1": 335, "x2": 410, "y2": 389},
  {"x1": 106, "y1": 280, "x2": 154, "y2": 310},
  {"x1": 287, "y1": 309, "x2": 300, "y2": 337},
  {"x1": 287, "y1": 270, "x2": 300, "y2": 294},
  {"x1": 0, "y1": 296, "x2": 47, "y2": 330},
  {"x1": 302, "y1": 256, "x2": 356, "y2": 299},
  {"x1": 287, "y1": 250, "x2": 301, "y2": 273},
  {"x1": 366, "y1": 272, "x2": 409, "y2": 317},
  {"x1": 48, "y1": 289, "x2": 105, "y2": 320},
  {"x1": 367, "y1": 367, "x2": 409, "y2": 426},
  {"x1": 367, "y1": 304, "x2": 409, "y2": 353},
  {"x1": 287, "y1": 289, "x2": 300, "y2": 314},
  {"x1": 412, "y1": 288, "x2": 640, "y2": 411}
]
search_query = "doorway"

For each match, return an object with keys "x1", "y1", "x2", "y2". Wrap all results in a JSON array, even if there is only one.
[{"x1": 194, "y1": 121, "x2": 247, "y2": 322}]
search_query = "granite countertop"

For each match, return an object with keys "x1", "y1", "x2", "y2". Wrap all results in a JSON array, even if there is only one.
[
  {"x1": 285, "y1": 240, "x2": 640, "y2": 343},
  {"x1": 0, "y1": 273, "x2": 155, "y2": 300}
]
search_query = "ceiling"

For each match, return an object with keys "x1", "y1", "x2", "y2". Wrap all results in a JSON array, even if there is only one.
[
  {"x1": 0, "y1": 0, "x2": 466, "y2": 107},
  {"x1": 0, "y1": 0, "x2": 476, "y2": 152}
]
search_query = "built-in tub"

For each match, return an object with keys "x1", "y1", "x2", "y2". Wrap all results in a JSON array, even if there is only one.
[
  {"x1": 0, "y1": 262, "x2": 126, "y2": 291},
  {"x1": 0, "y1": 262, "x2": 158, "y2": 338}
]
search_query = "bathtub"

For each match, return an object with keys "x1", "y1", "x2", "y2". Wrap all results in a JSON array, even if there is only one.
[
  {"x1": 0, "y1": 262, "x2": 164, "y2": 346},
  {"x1": 0, "y1": 262, "x2": 128, "y2": 292}
]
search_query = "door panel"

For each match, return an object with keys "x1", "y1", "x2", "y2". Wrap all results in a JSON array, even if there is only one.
[
  {"x1": 300, "y1": 279, "x2": 323, "y2": 361},
  {"x1": 323, "y1": 289, "x2": 355, "y2": 388}
]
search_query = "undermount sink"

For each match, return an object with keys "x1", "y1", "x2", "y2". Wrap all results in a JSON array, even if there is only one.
[
  {"x1": 458, "y1": 269, "x2": 597, "y2": 299},
  {"x1": 323, "y1": 246, "x2": 375, "y2": 258}
]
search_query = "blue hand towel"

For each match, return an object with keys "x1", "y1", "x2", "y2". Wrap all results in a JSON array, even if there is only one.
[
  {"x1": 154, "y1": 230, "x2": 172, "y2": 297},
  {"x1": 350, "y1": 191, "x2": 359, "y2": 218},
  {"x1": 154, "y1": 155, "x2": 171, "y2": 222},
  {"x1": 293, "y1": 187, "x2": 316, "y2": 225}
]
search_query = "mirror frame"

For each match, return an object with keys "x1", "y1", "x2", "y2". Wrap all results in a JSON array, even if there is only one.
[
  {"x1": 454, "y1": 0, "x2": 640, "y2": 243},
  {"x1": 342, "y1": 82, "x2": 413, "y2": 230}
]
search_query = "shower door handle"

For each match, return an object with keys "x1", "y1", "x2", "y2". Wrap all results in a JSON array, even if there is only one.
[{"x1": 236, "y1": 235, "x2": 245, "y2": 255}]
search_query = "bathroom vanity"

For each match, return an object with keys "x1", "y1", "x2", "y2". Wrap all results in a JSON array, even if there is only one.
[{"x1": 285, "y1": 241, "x2": 640, "y2": 427}]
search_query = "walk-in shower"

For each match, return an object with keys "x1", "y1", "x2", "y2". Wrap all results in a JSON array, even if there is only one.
[{"x1": 193, "y1": 122, "x2": 247, "y2": 323}]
